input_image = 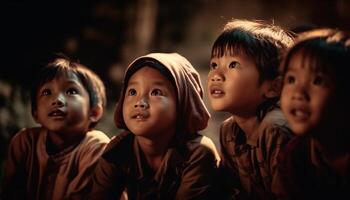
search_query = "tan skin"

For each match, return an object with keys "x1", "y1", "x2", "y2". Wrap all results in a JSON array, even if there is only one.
[
  {"x1": 207, "y1": 53, "x2": 278, "y2": 136},
  {"x1": 123, "y1": 67, "x2": 177, "y2": 171},
  {"x1": 281, "y1": 51, "x2": 349, "y2": 176},
  {"x1": 34, "y1": 73, "x2": 102, "y2": 154}
]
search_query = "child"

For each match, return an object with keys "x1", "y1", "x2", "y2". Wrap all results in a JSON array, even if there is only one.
[
  {"x1": 2, "y1": 56, "x2": 110, "y2": 200},
  {"x1": 279, "y1": 29, "x2": 350, "y2": 199},
  {"x1": 90, "y1": 53, "x2": 220, "y2": 199},
  {"x1": 207, "y1": 19, "x2": 294, "y2": 199}
]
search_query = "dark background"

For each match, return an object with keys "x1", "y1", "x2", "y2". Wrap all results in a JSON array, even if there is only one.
[{"x1": 1, "y1": 0, "x2": 350, "y2": 186}]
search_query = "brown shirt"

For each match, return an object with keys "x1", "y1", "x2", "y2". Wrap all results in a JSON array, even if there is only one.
[
  {"x1": 278, "y1": 136, "x2": 350, "y2": 200},
  {"x1": 90, "y1": 131, "x2": 220, "y2": 200},
  {"x1": 219, "y1": 107, "x2": 292, "y2": 200},
  {"x1": 2, "y1": 127, "x2": 110, "y2": 200}
]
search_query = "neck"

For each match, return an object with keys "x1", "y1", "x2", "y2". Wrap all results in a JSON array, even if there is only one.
[
  {"x1": 136, "y1": 130, "x2": 175, "y2": 171},
  {"x1": 47, "y1": 130, "x2": 84, "y2": 155},
  {"x1": 234, "y1": 114, "x2": 260, "y2": 137}
]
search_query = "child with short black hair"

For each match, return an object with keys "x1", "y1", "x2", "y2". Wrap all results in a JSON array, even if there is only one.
[
  {"x1": 207, "y1": 19, "x2": 294, "y2": 199},
  {"x1": 279, "y1": 29, "x2": 350, "y2": 199},
  {"x1": 90, "y1": 53, "x2": 220, "y2": 199},
  {"x1": 2, "y1": 55, "x2": 110, "y2": 200}
]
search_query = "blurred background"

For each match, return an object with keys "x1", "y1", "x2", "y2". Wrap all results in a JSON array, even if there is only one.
[{"x1": 1, "y1": 0, "x2": 350, "y2": 183}]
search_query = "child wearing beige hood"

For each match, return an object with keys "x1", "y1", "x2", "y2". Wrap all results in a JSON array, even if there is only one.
[{"x1": 90, "y1": 53, "x2": 220, "y2": 200}]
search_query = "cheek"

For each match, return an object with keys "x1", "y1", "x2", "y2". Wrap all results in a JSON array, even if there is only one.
[
  {"x1": 280, "y1": 87, "x2": 290, "y2": 105},
  {"x1": 153, "y1": 98, "x2": 176, "y2": 118},
  {"x1": 122, "y1": 100, "x2": 131, "y2": 118}
]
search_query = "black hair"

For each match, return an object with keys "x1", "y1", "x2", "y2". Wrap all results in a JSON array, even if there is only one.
[
  {"x1": 30, "y1": 54, "x2": 106, "y2": 128},
  {"x1": 212, "y1": 19, "x2": 295, "y2": 83},
  {"x1": 282, "y1": 28, "x2": 350, "y2": 109}
]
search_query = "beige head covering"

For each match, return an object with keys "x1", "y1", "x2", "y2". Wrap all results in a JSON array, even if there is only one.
[{"x1": 115, "y1": 53, "x2": 210, "y2": 135}]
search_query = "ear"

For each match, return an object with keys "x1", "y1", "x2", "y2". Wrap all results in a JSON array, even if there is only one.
[
  {"x1": 264, "y1": 76, "x2": 283, "y2": 99},
  {"x1": 89, "y1": 104, "x2": 104, "y2": 123}
]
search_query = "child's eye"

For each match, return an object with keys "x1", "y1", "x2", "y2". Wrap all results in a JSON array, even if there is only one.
[
  {"x1": 67, "y1": 88, "x2": 79, "y2": 95},
  {"x1": 313, "y1": 76, "x2": 324, "y2": 86},
  {"x1": 229, "y1": 61, "x2": 239, "y2": 69},
  {"x1": 210, "y1": 62, "x2": 218, "y2": 70},
  {"x1": 41, "y1": 89, "x2": 51, "y2": 96},
  {"x1": 151, "y1": 89, "x2": 163, "y2": 96},
  {"x1": 127, "y1": 89, "x2": 136, "y2": 96},
  {"x1": 285, "y1": 75, "x2": 295, "y2": 84}
]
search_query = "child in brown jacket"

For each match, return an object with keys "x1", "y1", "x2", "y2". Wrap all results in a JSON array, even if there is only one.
[{"x1": 90, "y1": 53, "x2": 220, "y2": 200}]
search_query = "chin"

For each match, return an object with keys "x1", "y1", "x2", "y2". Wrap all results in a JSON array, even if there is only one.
[
  {"x1": 290, "y1": 125, "x2": 309, "y2": 136},
  {"x1": 209, "y1": 103, "x2": 226, "y2": 112}
]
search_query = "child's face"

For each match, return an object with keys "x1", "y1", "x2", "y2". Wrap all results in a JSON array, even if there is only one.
[
  {"x1": 34, "y1": 73, "x2": 92, "y2": 135},
  {"x1": 123, "y1": 66, "x2": 177, "y2": 139},
  {"x1": 281, "y1": 52, "x2": 335, "y2": 136},
  {"x1": 207, "y1": 54, "x2": 267, "y2": 116}
]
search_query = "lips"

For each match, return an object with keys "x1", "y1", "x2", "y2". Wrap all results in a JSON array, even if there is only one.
[
  {"x1": 48, "y1": 109, "x2": 66, "y2": 118},
  {"x1": 290, "y1": 108, "x2": 310, "y2": 121},
  {"x1": 131, "y1": 112, "x2": 149, "y2": 120},
  {"x1": 209, "y1": 85, "x2": 225, "y2": 98}
]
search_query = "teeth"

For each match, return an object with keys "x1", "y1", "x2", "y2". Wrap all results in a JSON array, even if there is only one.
[
  {"x1": 50, "y1": 111, "x2": 64, "y2": 116},
  {"x1": 213, "y1": 90, "x2": 222, "y2": 94},
  {"x1": 293, "y1": 109, "x2": 309, "y2": 118},
  {"x1": 136, "y1": 115, "x2": 143, "y2": 119},
  {"x1": 295, "y1": 110, "x2": 304, "y2": 116}
]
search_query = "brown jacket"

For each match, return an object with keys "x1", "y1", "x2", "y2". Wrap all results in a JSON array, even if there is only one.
[
  {"x1": 90, "y1": 131, "x2": 220, "y2": 200},
  {"x1": 2, "y1": 127, "x2": 110, "y2": 200}
]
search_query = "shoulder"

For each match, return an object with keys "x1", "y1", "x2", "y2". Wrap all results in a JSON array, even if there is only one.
[
  {"x1": 84, "y1": 129, "x2": 111, "y2": 145},
  {"x1": 9, "y1": 127, "x2": 42, "y2": 147},
  {"x1": 6, "y1": 127, "x2": 44, "y2": 162},
  {"x1": 220, "y1": 116, "x2": 235, "y2": 129},
  {"x1": 258, "y1": 107, "x2": 293, "y2": 144},
  {"x1": 185, "y1": 134, "x2": 220, "y2": 165},
  {"x1": 219, "y1": 116, "x2": 235, "y2": 137},
  {"x1": 101, "y1": 131, "x2": 134, "y2": 164},
  {"x1": 75, "y1": 130, "x2": 111, "y2": 157},
  {"x1": 260, "y1": 107, "x2": 289, "y2": 128}
]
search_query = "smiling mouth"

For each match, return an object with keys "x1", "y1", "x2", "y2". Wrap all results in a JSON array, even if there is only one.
[{"x1": 290, "y1": 109, "x2": 310, "y2": 121}]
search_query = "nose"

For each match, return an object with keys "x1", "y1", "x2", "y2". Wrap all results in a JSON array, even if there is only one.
[
  {"x1": 211, "y1": 73, "x2": 225, "y2": 82},
  {"x1": 292, "y1": 84, "x2": 310, "y2": 102},
  {"x1": 52, "y1": 93, "x2": 66, "y2": 106},
  {"x1": 134, "y1": 97, "x2": 149, "y2": 109}
]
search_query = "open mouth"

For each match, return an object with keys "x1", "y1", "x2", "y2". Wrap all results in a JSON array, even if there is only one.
[
  {"x1": 210, "y1": 89, "x2": 225, "y2": 98},
  {"x1": 131, "y1": 113, "x2": 149, "y2": 120},
  {"x1": 48, "y1": 110, "x2": 66, "y2": 118},
  {"x1": 290, "y1": 108, "x2": 310, "y2": 121},
  {"x1": 209, "y1": 85, "x2": 225, "y2": 97}
]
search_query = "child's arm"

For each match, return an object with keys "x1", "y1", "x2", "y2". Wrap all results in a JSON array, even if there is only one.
[
  {"x1": 88, "y1": 132, "x2": 131, "y2": 200},
  {"x1": 176, "y1": 139, "x2": 219, "y2": 200},
  {"x1": 2, "y1": 129, "x2": 30, "y2": 200},
  {"x1": 65, "y1": 131, "x2": 110, "y2": 199},
  {"x1": 89, "y1": 157, "x2": 126, "y2": 200}
]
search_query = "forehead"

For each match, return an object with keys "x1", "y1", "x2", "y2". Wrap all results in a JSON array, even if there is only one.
[
  {"x1": 212, "y1": 44, "x2": 249, "y2": 58},
  {"x1": 128, "y1": 66, "x2": 171, "y2": 85},
  {"x1": 40, "y1": 71, "x2": 83, "y2": 87},
  {"x1": 287, "y1": 50, "x2": 323, "y2": 73}
]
